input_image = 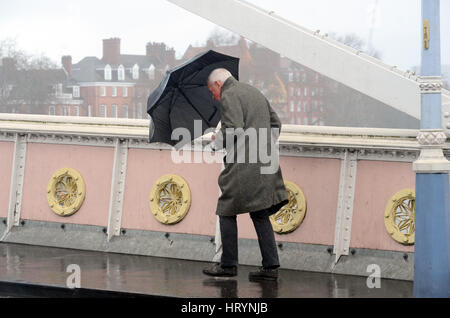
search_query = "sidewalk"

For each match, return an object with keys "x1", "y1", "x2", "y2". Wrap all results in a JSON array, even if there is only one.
[{"x1": 0, "y1": 242, "x2": 412, "y2": 298}]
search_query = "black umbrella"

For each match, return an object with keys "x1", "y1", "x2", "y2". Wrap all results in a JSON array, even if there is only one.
[{"x1": 147, "y1": 50, "x2": 239, "y2": 148}]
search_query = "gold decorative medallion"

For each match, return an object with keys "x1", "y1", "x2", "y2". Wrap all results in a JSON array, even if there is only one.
[
  {"x1": 384, "y1": 189, "x2": 415, "y2": 245},
  {"x1": 47, "y1": 168, "x2": 86, "y2": 216},
  {"x1": 270, "y1": 181, "x2": 307, "y2": 234},
  {"x1": 149, "y1": 174, "x2": 191, "y2": 225}
]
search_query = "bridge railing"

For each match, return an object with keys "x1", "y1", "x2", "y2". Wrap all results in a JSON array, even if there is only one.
[{"x1": 0, "y1": 113, "x2": 437, "y2": 280}]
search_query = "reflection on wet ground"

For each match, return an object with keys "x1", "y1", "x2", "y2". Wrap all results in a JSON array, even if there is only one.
[{"x1": 0, "y1": 243, "x2": 412, "y2": 298}]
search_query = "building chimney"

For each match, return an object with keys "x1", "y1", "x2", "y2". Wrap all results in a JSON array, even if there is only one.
[
  {"x1": 165, "y1": 48, "x2": 176, "y2": 67},
  {"x1": 146, "y1": 42, "x2": 176, "y2": 67},
  {"x1": 146, "y1": 42, "x2": 165, "y2": 59},
  {"x1": 102, "y1": 38, "x2": 121, "y2": 65},
  {"x1": 61, "y1": 55, "x2": 72, "y2": 77}
]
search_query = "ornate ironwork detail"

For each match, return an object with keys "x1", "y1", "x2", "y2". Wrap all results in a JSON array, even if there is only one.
[
  {"x1": 384, "y1": 189, "x2": 415, "y2": 245},
  {"x1": 149, "y1": 174, "x2": 191, "y2": 225},
  {"x1": 270, "y1": 181, "x2": 307, "y2": 234},
  {"x1": 417, "y1": 130, "x2": 447, "y2": 147},
  {"x1": 47, "y1": 168, "x2": 86, "y2": 216},
  {"x1": 418, "y1": 76, "x2": 443, "y2": 93}
]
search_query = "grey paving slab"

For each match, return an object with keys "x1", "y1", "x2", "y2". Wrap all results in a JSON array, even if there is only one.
[{"x1": 0, "y1": 242, "x2": 412, "y2": 298}]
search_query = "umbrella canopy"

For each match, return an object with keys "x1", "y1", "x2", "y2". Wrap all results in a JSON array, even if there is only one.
[{"x1": 147, "y1": 50, "x2": 239, "y2": 148}]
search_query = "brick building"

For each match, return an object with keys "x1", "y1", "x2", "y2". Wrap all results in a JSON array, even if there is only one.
[
  {"x1": 182, "y1": 38, "x2": 325, "y2": 126},
  {"x1": 60, "y1": 38, "x2": 176, "y2": 118},
  {"x1": 282, "y1": 60, "x2": 325, "y2": 126}
]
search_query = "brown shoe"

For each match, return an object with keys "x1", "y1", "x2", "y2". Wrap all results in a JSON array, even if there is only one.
[
  {"x1": 249, "y1": 267, "x2": 278, "y2": 281},
  {"x1": 203, "y1": 263, "x2": 237, "y2": 277}
]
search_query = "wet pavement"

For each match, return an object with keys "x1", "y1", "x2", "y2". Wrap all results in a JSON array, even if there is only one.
[{"x1": 0, "y1": 242, "x2": 413, "y2": 298}]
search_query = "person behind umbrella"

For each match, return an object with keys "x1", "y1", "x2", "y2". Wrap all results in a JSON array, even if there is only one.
[{"x1": 203, "y1": 68, "x2": 289, "y2": 281}]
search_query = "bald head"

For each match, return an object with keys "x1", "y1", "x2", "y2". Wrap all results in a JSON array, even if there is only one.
[{"x1": 207, "y1": 68, "x2": 233, "y2": 85}]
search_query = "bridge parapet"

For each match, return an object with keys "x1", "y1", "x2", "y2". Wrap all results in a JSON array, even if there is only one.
[{"x1": 0, "y1": 114, "x2": 436, "y2": 280}]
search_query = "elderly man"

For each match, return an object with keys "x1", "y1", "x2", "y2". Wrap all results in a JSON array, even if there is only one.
[{"x1": 202, "y1": 68, "x2": 288, "y2": 281}]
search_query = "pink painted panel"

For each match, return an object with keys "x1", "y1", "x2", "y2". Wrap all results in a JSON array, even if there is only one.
[
  {"x1": 21, "y1": 143, "x2": 114, "y2": 226},
  {"x1": 0, "y1": 142, "x2": 14, "y2": 218},
  {"x1": 239, "y1": 156, "x2": 341, "y2": 245},
  {"x1": 351, "y1": 160, "x2": 415, "y2": 252},
  {"x1": 122, "y1": 152, "x2": 340, "y2": 245},
  {"x1": 121, "y1": 149, "x2": 222, "y2": 236}
]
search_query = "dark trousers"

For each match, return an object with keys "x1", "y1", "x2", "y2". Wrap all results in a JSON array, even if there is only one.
[{"x1": 219, "y1": 209, "x2": 280, "y2": 269}]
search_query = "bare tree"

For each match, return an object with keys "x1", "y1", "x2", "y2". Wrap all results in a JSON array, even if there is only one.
[
  {"x1": 206, "y1": 27, "x2": 239, "y2": 47},
  {"x1": 1, "y1": 38, "x2": 61, "y2": 114},
  {"x1": 319, "y1": 32, "x2": 419, "y2": 129},
  {"x1": 328, "y1": 32, "x2": 382, "y2": 59}
]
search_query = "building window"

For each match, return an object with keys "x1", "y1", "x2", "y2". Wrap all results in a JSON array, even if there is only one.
[
  {"x1": 105, "y1": 64, "x2": 112, "y2": 81},
  {"x1": 289, "y1": 87, "x2": 294, "y2": 97},
  {"x1": 56, "y1": 83, "x2": 63, "y2": 97},
  {"x1": 74, "y1": 106, "x2": 79, "y2": 116},
  {"x1": 49, "y1": 106, "x2": 55, "y2": 116},
  {"x1": 297, "y1": 102, "x2": 302, "y2": 112},
  {"x1": 73, "y1": 86, "x2": 80, "y2": 98},
  {"x1": 101, "y1": 86, "x2": 106, "y2": 97},
  {"x1": 112, "y1": 87, "x2": 117, "y2": 97},
  {"x1": 303, "y1": 101, "x2": 307, "y2": 112},
  {"x1": 313, "y1": 100, "x2": 318, "y2": 110},
  {"x1": 62, "y1": 106, "x2": 69, "y2": 116},
  {"x1": 290, "y1": 101, "x2": 294, "y2": 112},
  {"x1": 137, "y1": 103, "x2": 143, "y2": 118},
  {"x1": 118, "y1": 65, "x2": 125, "y2": 81},
  {"x1": 148, "y1": 64, "x2": 155, "y2": 80},
  {"x1": 132, "y1": 64, "x2": 139, "y2": 80},
  {"x1": 304, "y1": 87, "x2": 308, "y2": 97},
  {"x1": 122, "y1": 105, "x2": 128, "y2": 118},
  {"x1": 112, "y1": 104, "x2": 118, "y2": 118},
  {"x1": 88, "y1": 105, "x2": 92, "y2": 117},
  {"x1": 123, "y1": 87, "x2": 128, "y2": 97},
  {"x1": 100, "y1": 104, "x2": 107, "y2": 117},
  {"x1": 288, "y1": 72, "x2": 293, "y2": 82}
]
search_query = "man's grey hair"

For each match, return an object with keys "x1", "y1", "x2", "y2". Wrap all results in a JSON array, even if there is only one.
[{"x1": 207, "y1": 68, "x2": 233, "y2": 85}]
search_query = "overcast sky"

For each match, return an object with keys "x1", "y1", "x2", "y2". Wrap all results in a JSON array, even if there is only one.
[{"x1": 0, "y1": 0, "x2": 449, "y2": 72}]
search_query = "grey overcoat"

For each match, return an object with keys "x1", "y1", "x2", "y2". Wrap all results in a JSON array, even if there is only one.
[{"x1": 214, "y1": 77, "x2": 289, "y2": 217}]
